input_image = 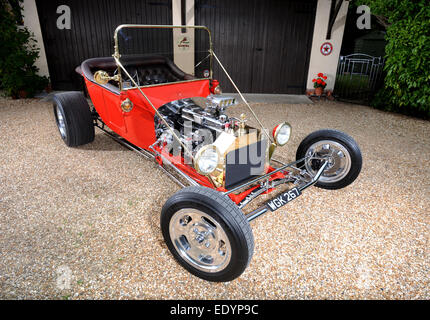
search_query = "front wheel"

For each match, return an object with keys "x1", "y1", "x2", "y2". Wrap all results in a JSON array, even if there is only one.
[
  {"x1": 296, "y1": 129, "x2": 362, "y2": 190},
  {"x1": 161, "y1": 186, "x2": 254, "y2": 282}
]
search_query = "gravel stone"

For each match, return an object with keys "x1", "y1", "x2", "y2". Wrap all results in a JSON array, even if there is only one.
[{"x1": 0, "y1": 96, "x2": 429, "y2": 299}]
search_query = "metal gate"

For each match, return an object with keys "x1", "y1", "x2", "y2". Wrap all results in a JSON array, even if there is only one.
[
  {"x1": 36, "y1": 0, "x2": 172, "y2": 90},
  {"x1": 195, "y1": 0, "x2": 317, "y2": 94},
  {"x1": 334, "y1": 53, "x2": 385, "y2": 102}
]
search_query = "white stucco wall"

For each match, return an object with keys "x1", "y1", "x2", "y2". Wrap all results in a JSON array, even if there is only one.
[
  {"x1": 172, "y1": 0, "x2": 195, "y2": 75},
  {"x1": 306, "y1": 0, "x2": 348, "y2": 91},
  {"x1": 22, "y1": 0, "x2": 50, "y2": 78}
]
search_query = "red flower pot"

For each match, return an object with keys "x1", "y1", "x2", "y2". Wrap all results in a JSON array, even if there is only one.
[{"x1": 314, "y1": 87, "x2": 323, "y2": 96}]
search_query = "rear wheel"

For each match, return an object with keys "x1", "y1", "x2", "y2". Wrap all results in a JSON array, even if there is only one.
[
  {"x1": 53, "y1": 91, "x2": 95, "y2": 147},
  {"x1": 161, "y1": 186, "x2": 254, "y2": 282},
  {"x1": 296, "y1": 129, "x2": 362, "y2": 190}
]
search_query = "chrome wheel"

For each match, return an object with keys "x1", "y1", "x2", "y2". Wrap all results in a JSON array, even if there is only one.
[
  {"x1": 169, "y1": 208, "x2": 232, "y2": 273},
  {"x1": 55, "y1": 105, "x2": 67, "y2": 139},
  {"x1": 305, "y1": 140, "x2": 352, "y2": 183}
]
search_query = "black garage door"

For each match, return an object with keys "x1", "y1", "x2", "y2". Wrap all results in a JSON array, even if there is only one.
[
  {"x1": 196, "y1": 0, "x2": 317, "y2": 94},
  {"x1": 36, "y1": 0, "x2": 172, "y2": 90},
  {"x1": 37, "y1": 0, "x2": 316, "y2": 93}
]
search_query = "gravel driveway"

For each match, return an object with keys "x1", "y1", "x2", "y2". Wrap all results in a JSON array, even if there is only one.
[{"x1": 0, "y1": 96, "x2": 429, "y2": 299}]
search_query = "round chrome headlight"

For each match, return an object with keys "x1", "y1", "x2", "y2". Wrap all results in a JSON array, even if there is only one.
[
  {"x1": 194, "y1": 145, "x2": 220, "y2": 175},
  {"x1": 273, "y1": 122, "x2": 292, "y2": 146}
]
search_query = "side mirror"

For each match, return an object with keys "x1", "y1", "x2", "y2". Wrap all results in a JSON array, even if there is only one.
[{"x1": 94, "y1": 70, "x2": 119, "y2": 85}]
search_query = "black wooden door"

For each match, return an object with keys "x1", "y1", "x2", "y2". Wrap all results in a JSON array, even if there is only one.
[
  {"x1": 36, "y1": 0, "x2": 172, "y2": 90},
  {"x1": 196, "y1": 0, "x2": 316, "y2": 94}
]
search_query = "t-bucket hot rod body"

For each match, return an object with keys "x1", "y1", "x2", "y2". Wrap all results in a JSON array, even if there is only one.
[{"x1": 52, "y1": 25, "x2": 362, "y2": 282}]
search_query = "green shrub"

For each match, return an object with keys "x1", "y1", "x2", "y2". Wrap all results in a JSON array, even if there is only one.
[
  {"x1": 357, "y1": 0, "x2": 430, "y2": 118},
  {"x1": 0, "y1": 0, "x2": 49, "y2": 98}
]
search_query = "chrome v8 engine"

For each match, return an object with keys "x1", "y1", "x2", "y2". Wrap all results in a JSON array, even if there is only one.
[
  {"x1": 154, "y1": 95, "x2": 268, "y2": 188},
  {"x1": 155, "y1": 95, "x2": 238, "y2": 152}
]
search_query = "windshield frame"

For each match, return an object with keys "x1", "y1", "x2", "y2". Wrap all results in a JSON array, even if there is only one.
[{"x1": 113, "y1": 24, "x2": 213, "y2": 91}]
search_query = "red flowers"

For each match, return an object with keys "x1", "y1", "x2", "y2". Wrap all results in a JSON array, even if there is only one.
[{"x1": 312, "y1": 72, "x2": 328, "y2": 89}]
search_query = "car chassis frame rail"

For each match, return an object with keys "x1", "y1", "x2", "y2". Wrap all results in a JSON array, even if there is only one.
[{"x1": 94, "y1": 117, "x2": 328, "y2": 223}]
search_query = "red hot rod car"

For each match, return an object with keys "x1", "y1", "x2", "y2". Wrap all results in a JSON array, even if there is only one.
[{"x1": 52, "y1": 25, "x2": 362, "y2": 282}]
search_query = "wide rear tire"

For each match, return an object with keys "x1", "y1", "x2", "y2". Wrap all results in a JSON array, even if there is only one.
[
  {"x1": 161, "y1": 186, "x2": 254, "y2": 282},
  {"x1": 53, "y1": 91, "x2": 95, "y2": 147}
]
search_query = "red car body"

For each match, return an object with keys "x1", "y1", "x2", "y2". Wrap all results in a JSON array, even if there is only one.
[{"x1": 83, "y1": 75, "x2": 287, "y2": 203}]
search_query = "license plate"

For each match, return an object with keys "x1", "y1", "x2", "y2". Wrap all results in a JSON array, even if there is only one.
[{"x1": 266, "y1": 187, "x2": 301, "y2": 212}]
